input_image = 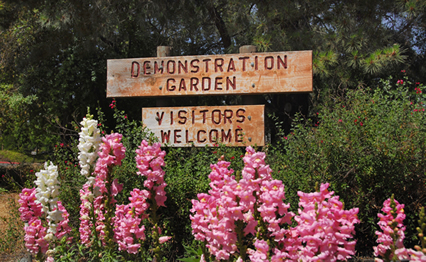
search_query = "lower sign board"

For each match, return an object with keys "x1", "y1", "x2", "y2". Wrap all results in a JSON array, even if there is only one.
[{"x1": 142, "y1": 105, "x2": 264, "y2": 147}]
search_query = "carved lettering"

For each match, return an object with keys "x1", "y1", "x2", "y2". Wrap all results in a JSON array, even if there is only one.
[
  {"x1": 156, "y1": 112, "x2": 164, "y2": 125},
  {"x1": 161, "y1": 130, "x2": 170, "y2": 143},
  {"x1": 212, "y1": 110, "x2": 221, "y2": 124},
  {"x1": 227, "y1": 58, "x2": 236, "y2": 72},
  {"x1": 143, "y1": 61, "x2": 151, "y2": 75},
  {"x1": 223, "y1": 110, "x2": 233, "y2": 124},
  {"x1": 278, "y1": 55, "x2": 287, "y2": 69},
  {"x1": 197, "y1": 130, "x2": 206, "y2": 143},
  {"x1": 190, "y1": 59, "x2": 199, "y2": 73},
  {"x1": 154, "y1": 61, "x2": 164, "y2": 74},
  {"x1": 226, "y1": 77, "x2": 236, "y2": 90},
  {"x1": 166, "y1": 78, "x2": 176, "y2": 91},
  {"x1": 239, "y1": 57, "x2": 249, "y2": 71},
  {"x1": 209, "y1": 129, "x2": 218, "y2": 143},
  {"x1": 214, "y1": 58, "x2": 224, "y2": 72},
  {"x1": 202, "y1": 77, "x2": 211, "y2": 91},
  {"x1": 215, "y1": 77, "x2": 222, "y2": 90},
  {"x1": 131, "y1": 61, "x2": 140, "y2": 77},
  {"x1": 190, "y1": 77, "x2": 199, "y2": 91},
  {"x1": 222, "y1": 129, "x2": 232, "y2": 142},
  {"x1": 203, "y1": 59, "x2": 211, "y2": 73},
  {"x1": 174, "y1": 130, "x2": 182, "y2": 143},
  {"x1": 178, "y1": 110, "x2": 187, "y2": 124},
  {"x1": 236, "y1": 109, "x2": 246, "y2": 123},
  {"x1": 167, "y1": 60, "x2": 175, "y2": 74},
  {"x1": 265, "y1": 56, "x2": 274, "y2": 70},
  {"x1": 179, "y1": 79, "x2": 187, "y2": 91},
  {"x1": 178, "y1": 60, "x2": 188, "y2": 74}
]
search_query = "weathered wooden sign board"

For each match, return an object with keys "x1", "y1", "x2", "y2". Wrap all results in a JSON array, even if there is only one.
[
  {"x1": 142, "y1": 105, "x2": 264, "y2": 147},
  {"x1": 107, "y1": 51, "x2": 312, "y2": 97}
]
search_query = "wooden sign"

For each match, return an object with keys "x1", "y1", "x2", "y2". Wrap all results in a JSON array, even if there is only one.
[
  {"x1": 142, "y1": 105, "x2": 264, "y2": 147},
  {"x1": 107, "y1": 51, "x2": 312, "y2": 97}
]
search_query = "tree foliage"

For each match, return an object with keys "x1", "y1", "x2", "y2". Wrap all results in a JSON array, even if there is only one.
[{"x1": 0, "y1": 0, "x2": 425, "y2": 149}]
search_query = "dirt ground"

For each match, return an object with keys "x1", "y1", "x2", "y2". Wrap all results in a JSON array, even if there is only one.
[{"x1": 0, "y1": 193, "x2": 29, "y2": 261}]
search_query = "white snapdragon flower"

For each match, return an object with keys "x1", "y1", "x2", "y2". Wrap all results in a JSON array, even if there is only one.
[
  {"x1": 35, "y1": 162, "x2": 61, "y2": 213},
  {"x1": 78, "y1": 116, "x2": 101, "y2": 183},
  {"x1": 44, "y1": 233, "x2": 55, "y2": 242},
  {"x1": 35, "y1": 162, "x2": 63, "y2": 236}
]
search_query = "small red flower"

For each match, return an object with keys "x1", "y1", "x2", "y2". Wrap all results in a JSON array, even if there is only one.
[
  {"x1": 240, "y1": 155, "x2": 244, "y2": 158},
  {"x1": 102, "y1": 131, "x2": 105, "y2": 134},
  {"x1": 60, "y1": 143, "x2": 64, "y2": 147},
  {"x1": 338, "y1": 119, "x2": 342, "y2": 122},
  {"x1": 98, "y1": 123, "x2": 101, "y2": 126},
  {"x1": 284, "y1": 137, "x2": 288, "y2": 140},
  {"x1": 401, "y1": 70, "x2": 406, "y2": 73},
  {"x1": 231, "y1": 156, "x2": 235, "y2": 160},
  {"x1": 30, "y1": 170, "x2": 33, "y2": 173},
  {"x1": 416, "y1": 82, "x2": 420, "y2": 85},
  {"x1": 213, "y1": 151, "x2": 217, "y2": 154},
  {"x1": 124, "y1": 115, "x2": 127, "y2": 119},
  {"x1": 360, "y1": 122, "x2": 363, "y2": 126},
  {"x1": 65, "y1": 161, "x2": 67, "y2": 164}
]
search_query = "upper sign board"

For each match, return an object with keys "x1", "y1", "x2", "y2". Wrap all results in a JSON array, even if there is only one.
[{"x1": 107, "y1": 51, "x2": 312, "y2": 97}]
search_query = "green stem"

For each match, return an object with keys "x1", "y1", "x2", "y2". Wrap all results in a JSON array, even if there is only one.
[
  {"x1": 236, "y1": 220, "x2": 247, "y2": 260},
  {"x1": 150, "y1": 187, "x2": 162, "y2": 261},
  {"x1": 89, "y1": 184, "x2": 100, "y2": 251},
  {"x1": 103, "y1": 165, "x2": 115, "y2": 249}
]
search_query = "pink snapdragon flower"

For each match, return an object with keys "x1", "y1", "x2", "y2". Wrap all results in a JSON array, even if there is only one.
[
  {"x1": 55, "y1": 201, "x2": 72, "y2": 242},
  {"x1": 135, "y1": 140, "x2": 167, "y2": 207},
  {"x1": 190, "y1": 146, "x2": 294, "y2": 261},
  {"x1": 373, "y1": 196, "x2": 407, "y2": 261},
  {"x1": 289, "y1": 183, "x2": 359, "y2": 261},
  {"x1": 248, "y1": 239, "x2": 269, "y2": 261},
  {"x1": 79, "y1": 183, "x2": 93, "y2": 246},
  {"x1": 159, "y1": 236, "x2": 172, "y2": 244},
  {"x1": 94, "y1": 133, "x2": 126, "y2": 187},
  {"x1": 113, "y1": 188, "x2": 150, "y2": 254},
  {"x1": 24, "y1": 218, "x2": 49, "y2": 254},
  {"x1": 19, "y1": 188, "x2": 43, "y2": 222}
]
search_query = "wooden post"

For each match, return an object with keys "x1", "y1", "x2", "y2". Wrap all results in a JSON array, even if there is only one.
[
  {"x1": 157, "y1": 46, "x2": 171, "y2": 58},
  {"x1": 240, "y1": 45, "x2": 263, "y2": 105},
  {"x1": 156, "y1": 46, "x2": 171, "y2": 106},
  {"x1": 239, "y1": 45, "x2": 256, "y2": 54}
]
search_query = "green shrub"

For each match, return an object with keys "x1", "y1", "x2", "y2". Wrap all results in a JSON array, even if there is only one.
[{"x1": 269, "y1": 75, "x2": 426, "y2": 256}]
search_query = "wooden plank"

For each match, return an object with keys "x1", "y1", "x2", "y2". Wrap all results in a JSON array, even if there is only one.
[
  {"x1": 142, "y1": 105, "x2": 265, "y2": 147},
  {"x1": 108, "y1": 51, "x2": 312, "y2": 97}
]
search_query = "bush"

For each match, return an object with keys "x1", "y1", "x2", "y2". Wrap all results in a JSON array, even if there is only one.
[
  {"x1": 8, "y1": 74, "x2": 426, "y2": 260},
  {"x1": 268, "y1": 75, "x2": 426, "y2": 256}
]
